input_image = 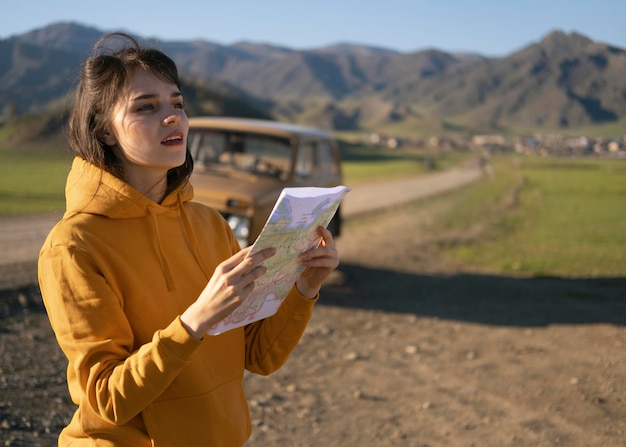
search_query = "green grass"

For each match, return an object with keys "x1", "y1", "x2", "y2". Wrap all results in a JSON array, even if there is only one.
[
  {"x1": 339, "y1": 141, "x2": 469, "y2": 185},
  {"x1": 0, "y1": 150, "x2": 71, "y2": 214},
  {"x1": 434, "y1": 155, "x2": 626, "y2": 277}
]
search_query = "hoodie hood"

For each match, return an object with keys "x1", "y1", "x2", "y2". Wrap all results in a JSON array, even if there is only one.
[
  {"x1": 65, "y1": 157, "x2": 194, "y2": 219},
  {"x1": 63, "y1": 157, "x2": 199, "y2": 291}
]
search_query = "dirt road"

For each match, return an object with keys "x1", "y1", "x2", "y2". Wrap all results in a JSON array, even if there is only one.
[
  {"x1": 0, "y1": 213, "x2": 62, "y2": 290},
  {"x1": 341, "y1": 164, "x2": 483, "y2": 219},
  {"x1": 2, "y1": 160, "x2": 625, "y2": 447}
]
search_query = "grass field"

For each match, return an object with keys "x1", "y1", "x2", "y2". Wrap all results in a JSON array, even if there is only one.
[
  {"x1": 338, "y1": 141, "x2": 468, "y2": 184},
  {"x1": 0, "y1": 150, "x2": 71, "y2": 214},
  {"x1": 430, "y1": 155, "x2": 626, "y2": 278}
]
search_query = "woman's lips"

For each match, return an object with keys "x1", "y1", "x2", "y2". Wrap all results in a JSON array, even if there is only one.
[{"x1": 161, "y1": 131, "x2": 184, "y2": 146}]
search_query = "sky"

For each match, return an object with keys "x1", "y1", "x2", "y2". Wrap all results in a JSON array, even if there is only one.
[{"x1": 0, "y1": 0, "x2": 624, "y2": 56}]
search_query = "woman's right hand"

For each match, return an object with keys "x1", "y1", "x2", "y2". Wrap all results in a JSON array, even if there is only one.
[{"x1": 180, "y1": 246, "x2": 276, "y2": 339}]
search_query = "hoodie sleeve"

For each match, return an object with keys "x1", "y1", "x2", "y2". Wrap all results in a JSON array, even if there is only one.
[
  {"x1": 243, "y1": 285, "x2": 318, "y2": 375},
  {"x1": 38, "y1": 241, "x2": 202, "y2": 426}
]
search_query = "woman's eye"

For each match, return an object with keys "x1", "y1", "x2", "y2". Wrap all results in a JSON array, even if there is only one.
[
  {"x1": 137, "y1": 104, "x2": 154, "y2": 112},
  {"x1": 175, "y1": 102, "x2": 185, "y2": 110}
]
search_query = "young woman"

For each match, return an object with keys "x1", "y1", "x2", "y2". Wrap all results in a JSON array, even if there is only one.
[{"x1": 38, "y1": 33, "x2": 339, "y2": 446}]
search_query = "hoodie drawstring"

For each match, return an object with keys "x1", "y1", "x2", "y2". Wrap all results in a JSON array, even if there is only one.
[
  {"x1": 147, "y1": 205, "x2": 176, "y2": 291},
  {"x1": 179, "y1": 204, "x2": 212, "y2": 282}
]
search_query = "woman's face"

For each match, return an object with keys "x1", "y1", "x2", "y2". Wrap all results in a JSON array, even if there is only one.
[{"x1": 104, "y1": 69, "x2": 189, "y2": 179}]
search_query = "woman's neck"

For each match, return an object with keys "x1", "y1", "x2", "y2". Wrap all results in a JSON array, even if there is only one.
[{"x1": 125, "y1": 167, "x2": 169, "y2": 203}]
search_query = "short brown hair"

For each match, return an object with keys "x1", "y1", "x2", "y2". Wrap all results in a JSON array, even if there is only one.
[{"x1": 68, "y1": 32, "x2": 193, "y2": 196}]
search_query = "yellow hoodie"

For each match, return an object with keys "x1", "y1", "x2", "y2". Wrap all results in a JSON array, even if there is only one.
[{"x1": 38, "y1": 157, "x2": 317, "y2": 446}]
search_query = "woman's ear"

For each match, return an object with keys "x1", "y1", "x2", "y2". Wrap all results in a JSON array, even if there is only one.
[{"x1": 102, "y1": 129, "x2": 117, "y2": 146}]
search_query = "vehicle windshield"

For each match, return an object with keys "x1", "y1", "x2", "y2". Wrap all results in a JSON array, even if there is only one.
[{"x1": 189, "y1": 130, "x2": 293, "y2": 179}]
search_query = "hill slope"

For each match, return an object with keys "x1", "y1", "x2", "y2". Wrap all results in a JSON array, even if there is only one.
[
  {"x1": 1, "y1": 22, "x2": 625, "y2": 134},
  {"x1": 384, "y1": 31, "x2": 626, "y2": 129}
]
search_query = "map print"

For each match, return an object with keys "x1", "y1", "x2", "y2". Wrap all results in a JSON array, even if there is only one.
[{"x1": 208, "y1": 185, "x2": 350, "y2": 335}]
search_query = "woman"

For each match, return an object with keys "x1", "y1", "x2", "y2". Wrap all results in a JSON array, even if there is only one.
[{"x1": 38, "y1": 33, "x2": 339, "y2": 446}]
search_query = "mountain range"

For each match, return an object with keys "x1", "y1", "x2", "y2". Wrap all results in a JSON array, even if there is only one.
[{"x1": 2, "y1": 22, "x2": 625, "y2": 136}]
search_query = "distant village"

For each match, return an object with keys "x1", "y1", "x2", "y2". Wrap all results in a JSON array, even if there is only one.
[{"x1": 367, "y1": 133, "x2": 626, "y2": 158}]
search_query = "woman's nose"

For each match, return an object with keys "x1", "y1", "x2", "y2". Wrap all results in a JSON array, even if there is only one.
[
  {"x1": 163, "y1": 106, "x2": 181, "y2": 126},
  {"x1": 163, "y1": 111, "x2": 180, "y2": 126}
]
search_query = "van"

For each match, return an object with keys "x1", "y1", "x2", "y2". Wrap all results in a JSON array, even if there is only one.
[{"x1": 188, "y1": 117, "x2": 344, "y2": 247}]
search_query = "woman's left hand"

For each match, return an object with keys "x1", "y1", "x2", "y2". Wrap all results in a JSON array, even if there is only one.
[{"x1": 296, "y1": 226, "x2": 339, "y2": 299}]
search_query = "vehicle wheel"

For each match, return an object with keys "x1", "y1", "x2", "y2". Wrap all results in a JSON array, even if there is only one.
[{"x1": 327, "y1": 208, "x2": 341, "y2": 238}]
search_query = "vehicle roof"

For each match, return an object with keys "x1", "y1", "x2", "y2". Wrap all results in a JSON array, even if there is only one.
[{"x1": 188, "y1": 116, "x2": 335, "y2": 140}]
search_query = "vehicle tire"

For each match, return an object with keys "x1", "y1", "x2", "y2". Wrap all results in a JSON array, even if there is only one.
[{"x1": 327, "y1": 208, "x2": 341, "y2": 238}]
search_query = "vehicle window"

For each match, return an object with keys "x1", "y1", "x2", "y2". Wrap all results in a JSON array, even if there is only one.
[
  {"x1": 190, "y1": 130, "x2": 292, "y2": 179},
  {"x1": 296, "y1": 140, "x2": 338, "y2": 178},
  {"x1": 244, "y1": 135, "x2": 292, "y2": 179},
  {"x1": 295, "y1": 141, "x2": 315, "y2": 177},
  {"x1": 190, "y1": 131, "x2": 227, "y2": 167},
  {"x1": 317, "y1": 141, "x2": 339, "y2": 176}
]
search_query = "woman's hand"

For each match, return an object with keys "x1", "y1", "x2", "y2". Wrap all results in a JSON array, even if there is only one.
[
  {"x1": 181, "y1": 246, "x2": 276, "y2": 339},
  {"x1": 296, "y1": 226, "x2": 339, "y2": 299}
]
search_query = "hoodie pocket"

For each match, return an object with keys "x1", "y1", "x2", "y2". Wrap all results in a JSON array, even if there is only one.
[{"x1": 142, "y1": 376, "x2": 251, "y2": 447}]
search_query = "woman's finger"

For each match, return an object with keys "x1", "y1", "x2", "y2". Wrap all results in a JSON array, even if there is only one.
[
  {"x1": 318, "y1": 226, "x2": 335, "y2": 248},
  {"x1": 218, "y1": 246, "x2": 252, "y2": 273},
  {"x1": 220, "y1": 246, "x2": 275, "y2": 276}
]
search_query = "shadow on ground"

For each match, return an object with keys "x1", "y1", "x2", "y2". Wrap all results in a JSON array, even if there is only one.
[
  {"x1": 2, "y1": 266, "x2": 625, "y2": 327},
  {"x1": 323, "y1": 263, "x2": 626, "y2": 327}
]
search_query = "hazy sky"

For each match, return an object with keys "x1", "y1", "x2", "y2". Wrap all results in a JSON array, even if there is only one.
[{"x1": 1, "y1": 0, "x2": 624, "y2": 56}]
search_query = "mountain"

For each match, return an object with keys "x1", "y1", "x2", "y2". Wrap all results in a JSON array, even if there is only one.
[
  {"x1": 0, "y1": 38, "x2": 79, "y2": 114},
  {"x1": 1, "y1": 22, "x2": 625, "y2": 135},
  {"x1": 383, "y1": 30, "x2": 626, "y2": 129},
  {"x1": 11, "y1": 22, "x2": 104, "y2": 55},
  {"x1": 165, "y1": 41, "x2": 463, "y2": 102},
  {"x1": 0, "y1": 23, "x2": 272, "y2": 123}
]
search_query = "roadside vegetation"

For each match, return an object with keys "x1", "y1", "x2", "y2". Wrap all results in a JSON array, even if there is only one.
[
  {"x1": 0, "y1": 149, "x2": 71, "y2": 215},
  {"x1": 426, "y1": 154, "x2": 626, "y2": 278},
  {"x1": 338, "y1": 141, "x2": 468, "y2": 184}
]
